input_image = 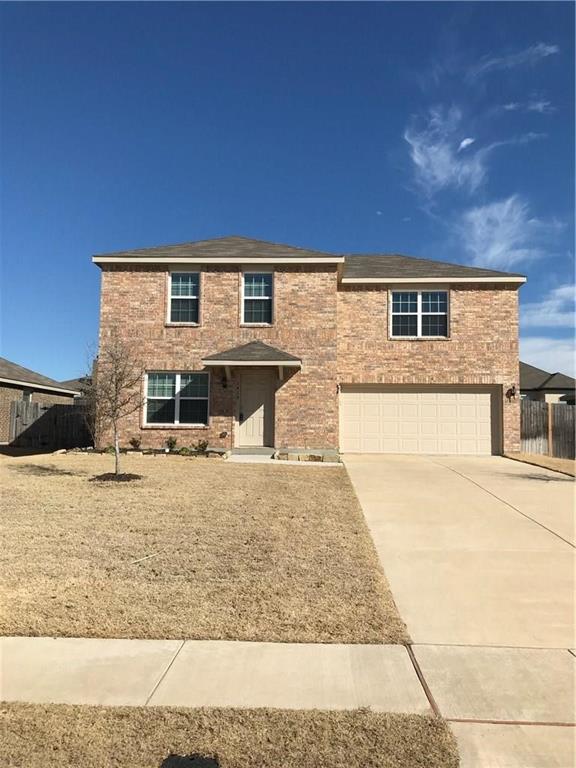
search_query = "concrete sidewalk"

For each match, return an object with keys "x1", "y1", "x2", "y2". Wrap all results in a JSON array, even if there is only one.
[{"x1": 0, "y1": 636, "x2": 430, "y2": 713}]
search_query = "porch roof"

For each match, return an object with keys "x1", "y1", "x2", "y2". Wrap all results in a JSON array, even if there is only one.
[{"x1": 202, "y1": 340, "x2": 301, "y2": 367}]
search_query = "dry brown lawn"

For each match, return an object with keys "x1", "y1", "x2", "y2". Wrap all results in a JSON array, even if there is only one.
[
  {"x1": 0, "y1": 452, "x2": 407, "y2": 643},
  {"x1": 0, "y1": 703, "x2": 459, "y2": 768}
]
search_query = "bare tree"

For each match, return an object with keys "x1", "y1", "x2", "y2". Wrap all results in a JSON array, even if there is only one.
[{"x1": 84, "y1": 327, "x2": 145, "y2": 475}]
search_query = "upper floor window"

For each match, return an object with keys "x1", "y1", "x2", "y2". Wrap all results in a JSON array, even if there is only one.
[
  {"x1": 170, "y1": 272, "x2": 199, "y2": 324},
  {"x1": 242, "y1": 272, "x2": 273, "y2": 324},
  {"x1": 145, "y1": 372, "x2": 209, "y2": 426},
  {"x1": 391, "y1": 290, "x2": 448, "y2": 338}
]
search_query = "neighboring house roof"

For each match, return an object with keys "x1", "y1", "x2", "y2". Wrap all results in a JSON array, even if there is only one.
[
  {"x1": 203, "y1": 340, "x2": 301, "y2": 366},
  {"x1": 0, "y1": 357, "x2": 79, "y2": 395},
  {"x1": 92, "y1": 235, "x2": 525, "y2": 283},
  {"x1": 59, "y1": 376, "x2": 92, "y2": 392},
  {"x1": 520, "y1": 361, "x2": 575, "y2": 391}
]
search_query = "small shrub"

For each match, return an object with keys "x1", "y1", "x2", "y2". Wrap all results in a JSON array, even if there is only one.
[
  {"x1": 104, "y1": 445, "x2": 115, "y2": 455},
  {"x1": 178, "y1": 446, "x2": 193, "y2": 456},
  {"x1": 194, "y1": 439, "x2": 209, "y2": 454},
  {"x1": 165, "y1": 436, "x2": 178, "y2": 452},
  {"x1": 129, "y1": 437, "x2": 141, "y2": 450}
]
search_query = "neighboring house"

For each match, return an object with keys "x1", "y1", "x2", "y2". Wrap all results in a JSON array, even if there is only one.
[
  {"x1": 60, "y1": 376, "x2": 92, "y2": 396},
  {"x1": 0, "y1": 357, "x2": 79, "y2": 444},
  {"x1": 520, "y1": 362, "x2": 575, "y2": 405},
  {"x1": 93, "y1": 235, "x2": 526, "y2": 455}
]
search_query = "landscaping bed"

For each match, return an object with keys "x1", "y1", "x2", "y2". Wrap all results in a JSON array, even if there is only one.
[
  {"x1": 0, "y1": 703, "x2": 459, "y2": 768},
  {"x1": 0, "y1": 452, "x2": 407, "y2": 643}
]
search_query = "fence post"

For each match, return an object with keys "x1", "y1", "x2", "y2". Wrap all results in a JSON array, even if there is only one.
[{"x1": 547, "y1": 403, "x2": 554, "y2": 457}]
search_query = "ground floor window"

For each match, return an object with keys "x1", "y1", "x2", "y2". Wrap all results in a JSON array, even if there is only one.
[{"x1": 145, "y1": 372, "x2": 209, "y2": 425}]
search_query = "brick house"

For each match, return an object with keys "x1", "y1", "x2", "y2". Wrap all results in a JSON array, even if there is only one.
[
  {"x1": 93, "y1": 236, "x2": 525, "y2": 455},
  {"x1": 0, "y1": 358, "x2": 79, "y2": 444}
]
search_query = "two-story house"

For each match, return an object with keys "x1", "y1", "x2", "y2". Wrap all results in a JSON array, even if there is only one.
[{"x1": 93, "y1": 236, "x2": 525, "y2": 455}]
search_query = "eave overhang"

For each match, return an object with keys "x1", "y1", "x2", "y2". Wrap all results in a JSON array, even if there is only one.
[{"x1": 341, "y1": 276, "x2": 527, "y2": 284}]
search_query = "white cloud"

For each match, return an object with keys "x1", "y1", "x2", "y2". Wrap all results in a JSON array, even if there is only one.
[
  {"x1": 456, "y1": 195, "x2": 561, "y2": 269},
  {"x1": 458, "y1": 137, "x2": 475, "y2": 151},
  {"x1": 503, "y1": 100, "x2": 556, "y2": 114},
  {"x1": 468, "y1": 42, "x2": 560, "y2": 80},
  {"x1": 521, "y1": 284, "x2": 575, "y2": 328},
  {"x1": 520, "y1": 336, "x2": 576, "y2": 378},
  {"x1": 404, "y1": 107, "x2": 545, "y2": 198},
  {"x1": 404, "y1": 106, "x2": 488, "y2": 196}
]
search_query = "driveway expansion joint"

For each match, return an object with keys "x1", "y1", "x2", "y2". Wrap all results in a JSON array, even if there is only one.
[
  {"x1": 429, "y1": 457, "x2": 575, "y2": 549},
  {"x1": 144, "y1": 639, "x2": 185, "y2": 706}
]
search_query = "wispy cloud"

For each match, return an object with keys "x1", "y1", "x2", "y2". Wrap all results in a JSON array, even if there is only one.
[
  {"x1": 520, "y1": 336, "x2": 576, "y2": 378},
  {"x1": 404, "y1": 106, "x2": 488, "y2": 196},
  {"x1": 404, "y1": 107, "x2": 546, "y2": 198},
  {"x1": 521, "y1": 284, "x2": 575, "y2": 328},
  {"x1": 503, "y1": 100, "x2": 556, "y2": 114},
  {"x1": 458, "y1": 137, "x2": 475, "y2": 151},
  {"x1": 468, "y1": 42, "x2": 560, "y2": 81},
  {"x1": 456, "y1": 195, "x2": 562, "y2": 269}
]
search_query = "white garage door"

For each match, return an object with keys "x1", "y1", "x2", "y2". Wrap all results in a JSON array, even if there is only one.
[{"x1": 339, "y1": 386, "x2": 496, "y2": 454}]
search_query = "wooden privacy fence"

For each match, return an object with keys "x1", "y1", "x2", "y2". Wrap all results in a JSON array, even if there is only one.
[
  {"x1": 9, "y1": 400, "x2": 92, "y2": 450},
  {"x1": 521, "y1": 400, "x2": 575, "y2": 459}
]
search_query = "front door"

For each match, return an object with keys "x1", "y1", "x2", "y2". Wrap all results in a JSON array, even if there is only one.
[{"x1": 238, "y1": 370, "x2": 275, "y2": 447}]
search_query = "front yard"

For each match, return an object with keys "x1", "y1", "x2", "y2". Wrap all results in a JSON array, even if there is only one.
[
  {"x1": 1, "y1": 703, "x2": 458, "y2": 768},
  {"x1": 0, "y1": 452, "x2": 407, "y2": 643}
]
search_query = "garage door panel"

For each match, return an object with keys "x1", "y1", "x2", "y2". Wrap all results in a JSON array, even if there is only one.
[{"x1": 340, "y1": 387, "x2": 496, "y2": 455}]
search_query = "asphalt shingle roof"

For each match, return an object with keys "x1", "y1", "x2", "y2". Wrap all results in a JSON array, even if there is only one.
[
  {"x1": 520, "y1": 361, "x2": 575, "y2": 391},
  {"x1": 0, "y1": 357, "x2": 78, "y2": 393},
  {"x1": 93, "y1": 236, "x2": 525, "y2": 280},
  {"x1": 342, "y1": 253, "x2": 525, "y2": 280},
  {"x1": 203, "y1": 340, "x2": 300, "y2": 363},
  {"x1": 94, "y1": 236, "x2": 340, "y2": 262}
]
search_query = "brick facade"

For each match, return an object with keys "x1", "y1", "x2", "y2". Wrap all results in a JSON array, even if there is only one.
[
  {"x1": 98, "y1": 265, "x2": 339, "y2": 450},
  {"x1": 0, "y1": 383, "x2": 76, "y2": 443},
  {"x1": 97, "y1": 265, "x2": 521, "y2": 453},
  {"x1": 337, "y1": 284, "x2": 520, "y2": 452}
]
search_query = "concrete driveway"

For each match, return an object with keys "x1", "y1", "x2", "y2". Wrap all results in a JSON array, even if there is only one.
[{"x1": 344, "y1": 454, "x2": 575, "y2": 768}]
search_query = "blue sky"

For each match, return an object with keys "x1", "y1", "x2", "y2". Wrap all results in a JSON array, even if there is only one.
[{"x1": 1, "y1": 2, "x2": 574, "y2": 379}]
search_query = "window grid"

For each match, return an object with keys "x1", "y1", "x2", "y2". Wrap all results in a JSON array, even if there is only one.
[
  {"x1": 390, "y1": 290, "x2": 449, "y2": 338},
  {"x1": 242, "y1": 272, "x2": 273, "y2": 325},
  {"x1": 145, "y1": 372, "x2": 209, "y2": 425},
  {"x1": 169, "y1": 272, "x2": 200, "y2": 324}
]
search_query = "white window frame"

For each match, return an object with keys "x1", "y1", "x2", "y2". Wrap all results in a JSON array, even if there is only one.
[
  {"x1": 167, "y1": 270, "x2": 201, "y2": 325},
  {"x1": 389, "y1": 289, "x2": 450, "y2": 339},
  {"x1": 241, "y1": 268, "x2": 274, "y2": 326},
  {"x1": 144, "y1": 371, "x2": 210, "y2": 426}
]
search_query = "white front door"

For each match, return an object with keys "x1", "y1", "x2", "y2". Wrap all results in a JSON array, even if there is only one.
[{"x1": 238, "y1": 371, "x2": 275, "y2": 447}]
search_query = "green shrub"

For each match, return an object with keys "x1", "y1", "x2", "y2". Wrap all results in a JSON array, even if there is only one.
[
  {"x1": 178, "y1": 446, "x2": 193, "y2": 456},
  {"x1": 165, "y1": 436, "x2": 178, "y2": 452},
  {"x1": 129, "y1": 437, "x2": 141, "y2": 450},
  {"x1": 194, "y1": 439, "x2": 209, "y2": 454},
  {"x1": 104, "y1": 445, "x2": 115, "y2": 455}
]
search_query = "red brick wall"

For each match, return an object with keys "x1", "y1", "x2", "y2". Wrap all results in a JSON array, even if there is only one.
[
  {"x1": 0, "y1": 384, "x2": 76, "y2": 443},
  {"x1": 97, "y1": 265, "x2": 339, "y2": 450},
  {"x1": 337, "y1": 284, "x2": 521, "y2": 452}
]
